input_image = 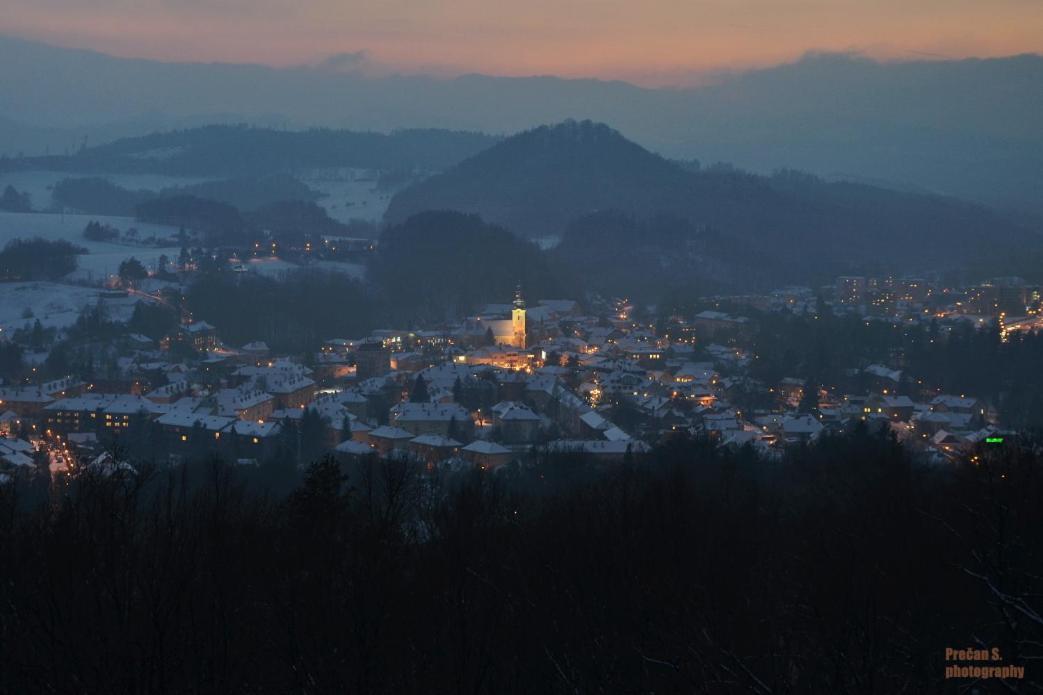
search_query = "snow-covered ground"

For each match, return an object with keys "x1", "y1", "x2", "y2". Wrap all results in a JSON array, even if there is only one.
[
  {"x1": 311, "y1": 260, "x2": 366, "y2": 280},
  {"x1": 243, "y1": 257, "x2": 301, "y2": 278},
  {"x1": 0, "y1": 282, "x2": 142, "y2": 334},
  {"x1": 0, "y1": 171, "x2": 212, "y2": 212},
  {"x1": 0, "y1": 211, "x2": 182, "y2": 282},
  {"x1": 297, "y1": 169, "x2": 392, "y2": 222},
  {"x1": 1, "y1": 168, "x2": 392, "y2": 223},
  {"x1": 242, "y1": 257, "x2": 366, "y2": 281}
]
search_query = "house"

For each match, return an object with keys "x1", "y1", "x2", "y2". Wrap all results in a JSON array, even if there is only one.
[
  {"x1": 702, "y1": 411, "x2": 740, "y2": 438},
  {"x1": 408, "y1": 434, "x2": 462, "y2": 465},
  {"x1": 0, "y1": 385, "x2": 56, "y2": 418},
  {"x1": 367, "y1": 425, "x2": 415, "y2": 457},
  {"x1": 156, "y1": 412, "x2": 234, "y2": 449},
  {"x1": 864, "y1": 364, "x2": 902, "y2": 390},
  {"x1": 866, "y1": 394, "x2": 916, "y2": 421},
  {"x1": 932, "y1": 429, "x2": 966, "y2": 458},
  {"x1": 336, "y1": 389, "x2": 371, "y2": 419},
  {"x1": 491, "y1": 401, "x2": 542, "y2": 444},
  {"x1": 230, "y1": 420, "x2": 282, "y2": 458},
  {"x1": 524, "y1": 375, "x2": 559, "y2": 409},
  {"x1": 691, "y1": 311, "x2": 752, "y2": 340},
  {"x1": 261, "y1": 371, "x2": 316, "y2": 410},
  {"x1": 214, "y1": 388, "x2": 274, "y2": 421},
  {"x1": 145, "y1": 380, "x2": 192, "y2": 404},
  {"x1": 931, "y1": 395, "x2": 986, "y2": 420},
  {"x1": 0, "y1": 410, "x2": 23, "y2": 437},
  {"x1": 354, "y1": 339, "x2": 390, "y2": 380},
  {"x1": 390, "y1": 402, "x2": 472, "y2": 438},
  {"x1": 781, "y1": 414, "x2": 824, "y2": 443},
  {"x1": 334, "y1": 438, "x2": 377, "y2": 462},
  {"x1": 178, "y1": 321, "x2": 218, "y2": 351},
  {"x1": 44, "y1": 394, "x2": 117, "y2": 435},
  {"x1": 101, "y1": 395, "x2": 164, "y2": 432},
  {"x1": 0, "y1": 438, "x2": 36, "y2": 473},
  {"x1": 461, "y1": 440, "x2": 513, "y2": 469}
]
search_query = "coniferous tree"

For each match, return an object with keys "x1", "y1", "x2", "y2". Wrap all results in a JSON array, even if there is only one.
[{"x1": 410, "y1": 374, "x2": 430, "y2": 403}]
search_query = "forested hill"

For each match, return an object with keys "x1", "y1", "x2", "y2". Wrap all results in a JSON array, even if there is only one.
[
  {"x1": 0, "y1": 126, "x2": 500, "y2": 177},
  {"x1": 386, "y1": 120, "x2": 1040, "y2": 279}
]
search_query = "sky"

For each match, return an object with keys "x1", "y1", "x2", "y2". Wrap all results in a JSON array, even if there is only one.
[{"x1": 3, "y1": 0, "x2": 1043, "y2": 85}]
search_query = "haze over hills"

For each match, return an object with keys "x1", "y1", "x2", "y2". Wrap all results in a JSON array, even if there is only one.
[
  {"x1": 387, "y1": 120, "x2": 1038, "y2": 287},
  {"x1": 1, "y1": 126, "x2": 499, "y2": 178},
  {"x1": 2, "y1": 36, "x2": 1043, "y2": 213}
]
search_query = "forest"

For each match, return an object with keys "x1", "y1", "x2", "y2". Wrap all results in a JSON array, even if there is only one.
[
  {"x1": 0, "y1": 426, "x2": 1040, "y2": 693},
  {"x1": 0, "y1": 237, "x2": 85, "y2": 281}
]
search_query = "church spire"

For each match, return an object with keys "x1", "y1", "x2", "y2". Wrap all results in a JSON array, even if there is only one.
[{"x1": 512, "y1": 285, "x2": 526, "y2": 349}]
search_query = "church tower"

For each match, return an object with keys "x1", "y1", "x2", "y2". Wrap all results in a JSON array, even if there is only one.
[{"x1": 511, "y1": 286, "x2": 526, "y2": 349}]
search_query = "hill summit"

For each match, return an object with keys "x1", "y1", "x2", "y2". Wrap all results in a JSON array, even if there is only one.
[{"x1": 385, "y1": 120, "x2": 1037, "y2": 284}]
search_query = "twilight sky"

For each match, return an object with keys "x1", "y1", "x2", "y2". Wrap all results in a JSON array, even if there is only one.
[{"x1": 3, "y1": 0, "x2": 1042, "y2": 85}]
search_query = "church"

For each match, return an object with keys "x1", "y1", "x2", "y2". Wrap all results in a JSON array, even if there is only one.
[{"x1": 480, "y1": 288, "x2": 527, "y2": 349}]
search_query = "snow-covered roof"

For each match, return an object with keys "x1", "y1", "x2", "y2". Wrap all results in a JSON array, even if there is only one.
[
  {"x1": 782, "y1": 414, "x2": 824, "y2": 435},
  {"x1": 231, "y1": 420, "x2": 281, "y2": 438},
  {"x1": 156, "y1": 412, "x2": 234, "y2": 431},
  {"x1": 368, "y1": 425, "x2": 415, "y2": 440},
  {"x1": 391, "y1": 402, "x2": 469, "y2": 423},
  {"x1": 462, "y1": 440, "x2": 511, "y2": 455},
  {"x1": 335, "y1": 440, "x2": 376, "y2": 456},
  {"x1": 410, "y1": 434, "x2": 462, "y2": 448}
]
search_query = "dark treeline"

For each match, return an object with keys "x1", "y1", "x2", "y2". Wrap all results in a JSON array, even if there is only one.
[
  {"x1": 1, "y1": 427, "x2": 1041, "y2": 692},
  {"x1": 0, "y1": 237, "x2": 84, "y2": 280},
  {"x1": 53, "y1": 174, "x2": 324, "y2": 217},
  {"x1": 134, "y1": 196, "x2": 349, "y2": 247},
  {"x1": 554, "y1": 211, "x2": 776, "y2": 299},
  {"x1": 370, "y1": 211, "x2": 566, "y2": 325},
  {"x1": 0, "y1": 183, "x2": 32, "y2": 212},
  {"x1": 187, "y1": 270, "x2": 376, "y2": 353},
  {"x1": 53, "y1": 177, "x2": 154, "y2": 216},
  {"x1": 136, "y1": 195, "x2": 250, "y2": 245}
]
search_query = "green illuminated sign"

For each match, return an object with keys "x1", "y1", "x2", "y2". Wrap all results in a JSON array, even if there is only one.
[{"x1": 985, "y1": 437, "x2": 1004, "y2": 444}]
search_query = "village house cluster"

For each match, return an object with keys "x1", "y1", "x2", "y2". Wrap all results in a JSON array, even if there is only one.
[{"x1": 0, "y1": 266, "x2": 1031, "y2": 483}]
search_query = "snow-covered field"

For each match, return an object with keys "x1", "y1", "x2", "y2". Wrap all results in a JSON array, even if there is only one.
[
  {"x1": 0, "y1": 171, "x2": 212, "y2": 212},
  {"x1": 311, "y1": 260, "x2": 366, "y2": 280},
  {"x1": 300, "y1": 169, "x2": 392, "y2": 222},
  {"x1": 1, "y1": 168, "x2": 392, "y2": 223},
  {"x1": 243, "y1": 257, "x2": 366, "y2": 281},
  {"x1": 0, "y1": 282, "x2": 141, "y2": 334},
  {"x1": 0, "y1": 211, "x2": 181, "y2": 282}
]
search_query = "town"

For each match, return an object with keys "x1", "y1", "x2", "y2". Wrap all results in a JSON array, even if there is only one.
[{"x1": 1, "y1": 255, "x2": 1035, "y2": 485}]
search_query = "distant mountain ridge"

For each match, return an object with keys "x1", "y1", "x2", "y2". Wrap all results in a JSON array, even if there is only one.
[
  {"x1": 386, "y1": 120, "x2": 1039, "y2": 285},
  {"x1": 2, "y1": 36, "x2": 1042, "y2": 213},
  {"x1": 0, "y1": 125, "x2": 499, "y2": 177}
]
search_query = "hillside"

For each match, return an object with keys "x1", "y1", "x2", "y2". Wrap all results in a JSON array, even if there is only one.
[
  {"x1": 52, "y1": 174, "x2": 322, "y2": 215},
  {"x1": 1, "y1": 125, "x2": 500, "y2": 178},
  {"x1": 371, "y1": 211, "x2": 562, "y2": 323},
  {"x1": 386, "y1": 121, "x2": 1040, "y2": 285}
]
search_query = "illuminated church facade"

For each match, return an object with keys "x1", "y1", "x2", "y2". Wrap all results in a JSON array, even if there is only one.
[{"x1": 484, "y1": 288, "x2": 527, "y2": 349}]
